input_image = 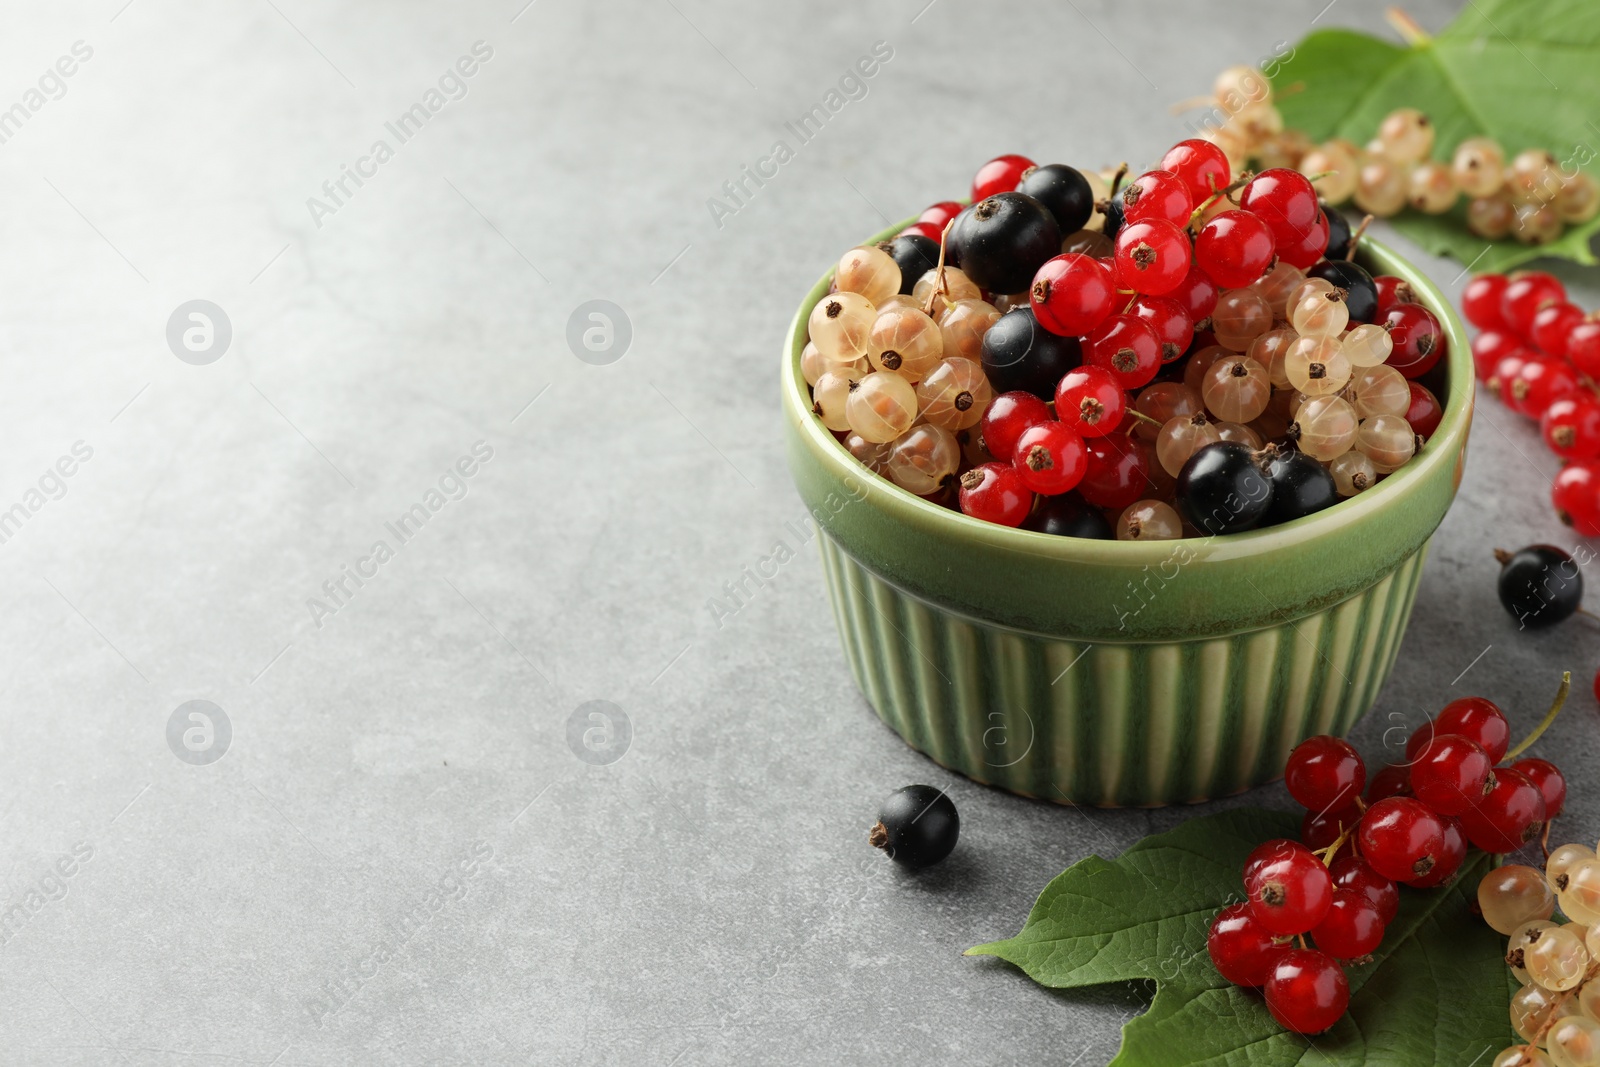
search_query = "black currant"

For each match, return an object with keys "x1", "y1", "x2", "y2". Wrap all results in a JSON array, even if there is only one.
[
  {"x1": 949, "y1": 192, "x2": 1061, "y2": 295},
  {"x1": 1016, "y1": 163, "x2": 1094, "y2": 234},
  {"x1": 1175, "y1": 442, "x2": 1273, "y2": 535},
  {"x1": 869, "y1": 785, "x2": 959, "y2": 869},
  {"x1": 1496, "y1": 544, "x2": 1585, "y2": 629},
  {"x1": 1101, "y1": 193, "x2": 1125, "y2": 241},
  {"x1": 981, "y1": 306, "x2": 1083, "y2": 399},
  {"x1": 1307, "y1": 259, "x2": 1378, "y2": 324},
  {"x1": 1263, "y1": 448, "x2": 1338, "y2": 526},
  {"x1": 880, "y1": 234, "x2": 940, "y2": 295},
  {"x1": 1322, "y1": 204, "x2": 1352, "y2": 260},
  {"x1": 1024, "y1": 493, "x2": 1113, "y2": 538}
]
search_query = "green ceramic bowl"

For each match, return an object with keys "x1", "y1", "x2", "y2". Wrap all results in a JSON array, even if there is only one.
[{"x1": 783, "y1": 223, "x2": 1473, "y2": 807}]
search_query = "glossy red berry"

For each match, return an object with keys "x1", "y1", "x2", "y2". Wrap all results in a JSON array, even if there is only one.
[
  {"x1": 1406, "y1": 383, "x2": 1443, "y2": 440},
  {"x1": 980, "y1": 391, "x2": 1052, "y2": 461},
  {"x1": 1195, "y1": 210, "x2": 1275, "y2": 289},
  {"x1": 1208, "y1": 902, "x2": 1288, "y2": 987},
  {"x1": 1113, "y1": 218, "x2": 1192, "y2": 295},
  {"x1": 1284, "y1": 735, "x2": 1366, "y2": 812},
  {"x1": 1130, "y1": 295, "x2": 1194, "y2": 363},
  {"x1": 1507, "y1": 354, "x2": 1581, "y2": 418},
  {"x1": 1085, "y1": 314, "x2": 1162, "y2": 389},
  {"x1": 1265, "y1": 949, "x2": 1349, "y2": 1034},
  {"x1": 1301, "y1": 804, "x2": 1360, "y2": 851},
  {"x1": 1435, "y1": 696, "x2": 1510, "y2": 761},
  {"x1": 1244, "y1": 839, "x2": 1334, "y2": 935},
  {"x1": 1055, "y1": 366, "x2": 1127, "y2": 438},
  {"x1": 899, "y1": 220, "x2": 943, "y2": 242},
  {"x1": 1554, "y1": 461, "x2": 1600, "y2": 536},
  {"x1": 1011, "y1": 422, "x2": 1087, "y2": 496},
  {"x1": 1459, "y1": 768, "x2": 1546, "y2": 854},
  {"x1": 1407, "y1": 815, "x2": 1466, "y2": 888},
  {"x1": 1532, "y1": 301, "x2": 1585, "y2": 357},
  {"x1": 1357, "y1": 797, "x2": 1446, "y2": 883},
  {"x1": 1239, "y1": 168, "x2": 1321, "y2": 251},
  {"x1": 1310, "y1": 888, "x2": 1384, "y2": 959},
  {"x1": 1031, "y1": 254, "x2": 1114, "y2": 337},
  {"x1": 971, "y1": 154, "x2": 1035, "y2": 202},
  {"x1": 918, "y1": 200, "x2": 965, "y2": 233},
  {"x1": 1166, "y1": 265, "x2": 1220, "y2": 330},
  {"x1": 1408, "y1": 733, "x2": 1494, "y2": 816},
  {"x1": 1461, "y1": 273, "x2": 1509, "y2": 331},
  {"x1": 1275, "y1": 210, "x2": 1331, "y2": 270},
  {"x1": 1511, "y1": 758, "x2": 1566, "y2": 820},
  {"x1": 1373, "y1": 275, "x2": 1416, "y2": 316},
  {"x1": 1542, "y1": 396, "x2": 1600, "y2": 461},
  {"x1": 1489, "y1": 350, "x2": 1530, "y2": 403},
  {"x1": 1078, "y1": 432, "x2": 1150, "y2": 510},
  {"x1": 1159, "y1": 139, "x2": 1231, "y2": 205},
  {"x1": 1365, "y1": 763, "x2": 1412, "y2": 803},
  {"x1": 1501, "y1": 271, "x2": 1566, "y2": 337},
  {"x1": 958, "y1": 463, "x2": 1033, "y2": 527},
  {"x1": 1328, "y1": 853, "x2": 1399, "y2": 925},
  {"x1": 1120, "y1": 169, "x2": 1193, "y2": 227},
  {"x1": 1381, "y1": 303, "x2": 1446, "y2": 379},
  {"x1": 1569, "y1": 316, "x2": 1600, "y2": 379},
  {"x1": 1471, "y1": 329, "x2": 1521, "y2": 381}
]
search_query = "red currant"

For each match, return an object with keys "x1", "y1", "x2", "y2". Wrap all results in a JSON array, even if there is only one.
[
  {"x1": 1113, "y1": 219, "x2": 1192, "y2": 295},
  {"x1": 1542, "y1": 395, "x2": 1600, "y2": 461},
  {"x1": 1208, "y1": 902, "x2": 1288, "y2": 987},
  {"x1": 1357, "y1": 797, "x2": 1446, "y2": 883},
  {"x1": 1085, "y1": 314, "x2": 1161, "y2": 389},
  {"x1": 1435, "y1": 699, "x2": 1509, "y2": 767},
  {"x1": 1569, "y1": 316, "x2": 1600, "y2": 379},
  {"x1": 1373, "y1": 275, "x2": 1416, "y2": 316},
  {"x1": 1195, "y1": 210, "x2": 1275, "y2": 289},
  {"x1": 1365, "y1": 763, "x2": 1412, "y2": 803},
  {"x1": 1301, "y1": 804, "x2": 1360, "y2": 851},
  {"x1": 1471, "y1": 329, "x2": 1522, "y2": 381},
  {"x1": 1553, "y1": 461, "x2": 1600, "y2": 536},
  {"x1": 1238, "y1": 168, "x2": 1320, "y2": 251},
  {"x1": 1459, "y1": 768, "x2": 1546, "y2": 854},
  {"x1": 1507, "y1": 354, "x2": 1580, "y2": 418},
  {"x1": 980, "y1": 391, "x2": 1052, "y2": 461},
  {"x1": 1511, "y1": 757, "x2": 1566, "y2": 820},
  {"x1": 1407, "y1": 815, "x2": 1466, "y2": 887},
  {"x1": 1012, "y1": 422, "x2": 1087, "y2": 496},
  {"x1": 1264, "y1": 949, "x2": 1349, "y2": 1034},
  {"x1": 1167, "y1": 263, "x2": 1220, "y2": 325},
  {"x1": 958, "y1": 462, "x2": 1033, "y2": 527},
  {"x1": 971, "y1": 154, "x2": 1035, "y2": 202},
  {"x1": 918, "y1": 200, "x2": 964, "y2": 233},
  {"x1": 1130, "y1": 295, "x2": 1194, "y2": 363},
  {"x1": 1406, "y1": 383, "x2": 1443, "y2": 440},
  {"x1": 1159, "y1": 139, "x2": 1230, "y2": 205},
  {"x1": 1407, "y1": 733, "x2": 1494, "y2": 816},
  {"x1": 1310, "y1": 888, "x2": 1384, "y2": 959},
  {"x1": 1031, "y1": 254, "x2": 1114, "y2": 337},
  {"x1": 1120, "y1": 169, "x2": 1193, "y2": 227},
  {"x1": 1532, "y1": 301, "x2": 1585, "y2": 357},
  {"x1": 1501, "y1": 271, "x2": 1566, "y2": 337},
  {"x1": 1284, "y1": 735, "x2": 1366, "y2": 813},
  {"x1": 1489, "y1": 350, "x2": 1530, "y2": 403},
  {"x1": 1055, "y1": 366, "x2": 1127, "y2": 439},
  {"x1": 1328, "y1": 853, "x2": 1399, "y2": 925},
  {"x1": 1381, "y1": 303, "x2": 1446, "y2": 379},
  {"x1": 1275, "y1": 210, "x2": 1331, "y2": 270},
  {"x1": 899, "y1": 221, "x2": 943, "y2": 242},
  {"x1": 1461, "y1": 273, "x2": 1509, "y2": 331},
  {"x1": 1244, "y1": 839, "x2": 1334, "y2": 935},
  {"x1": 1078, "y1": 432, "x2": 1150, "y2": 510}
]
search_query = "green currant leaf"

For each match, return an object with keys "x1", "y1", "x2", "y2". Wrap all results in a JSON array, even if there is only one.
[
  {"x1": 967, "y1": 809, "x2": 1518, "y2": 1066},
  {"x1": 1268, "y1": 1, "x2": 1600, "y2": 272}
]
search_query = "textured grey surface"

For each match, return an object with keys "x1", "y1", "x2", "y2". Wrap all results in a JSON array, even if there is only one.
[{"x1": 2, "y1": 0, "x2": 1596, "y2": 1064}]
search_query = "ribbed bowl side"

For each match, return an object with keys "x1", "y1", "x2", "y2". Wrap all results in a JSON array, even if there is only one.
[{"x1": 819, "y1": 533, "x2": 1430, "y2": 807}]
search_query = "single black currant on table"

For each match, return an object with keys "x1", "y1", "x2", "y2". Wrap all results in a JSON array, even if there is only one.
[
  {"x1": 949, "y1": 192, "x2": 1061, "y2": 295},
  {"x1": 981, "y1": 306, "x2": 1083, "y2": 399},
  {"x1": 1016, "y1": 163, "x2": 1095, "y2": 234},
  {"x1": 1322, "y1": 204, "x2": 1352, "y2": 259},
  {"x1": 1307, "y1": 259, "x2": 1378, "y2": 324},
  {"x1": 1024, "y1": 493, "x2": 1114, "y2": 539},
  {"x1": 869, "y1": 785, "x2": 959, "y2": 868},
  {"x1": 1176, "y1": 442, "x2": 1274, "y2": 535},
  {"x1": 1265, "y1": 448, "x2": 1338, "y2": 526},
  {"x1": 1495, "y1": 544, "x2": 1585, "y2": 628},
  {"x1": 880, "y1": 233, "x2": 940, "y2": 295}
]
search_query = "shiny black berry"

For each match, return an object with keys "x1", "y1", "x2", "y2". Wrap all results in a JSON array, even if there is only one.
[
  {"x1": 1017, "y1": 164, "x2": 1095, "y2": 234},
  {"x1": 1496, "y1": 544, "x2": 1584, "y2": 629},
  {"x1": 1175, "y1": 442, "x2": 1273, "y2": 535},
  {"x1": 1264, "y1": 448, "x2": 1338, "y2": 526},
  {"x1": 981, "y1": 306, "x2": 1083, "y2": 399},
  {"x1": 949, "y1": 192, "x2": 1061, "y2": 295},
  {"x1": 1024, "y1": 493, "x2": 1113, "y2": 538},
  {"x1": 1101, "y1": 193, "x2": 1125, "y2": 241},
  {"x1": 1322, "y1": 205, "x2": 1352, "y2": 259},
  {"x1": 1307, "y1": 259, "x2": 1378, "y2": 324},
  {"x1": 881, "y1": 234, "x2": 940, "y2": 295},
  {"x1": 869, "y1": 785, "x2": 959, "y2": 868}
]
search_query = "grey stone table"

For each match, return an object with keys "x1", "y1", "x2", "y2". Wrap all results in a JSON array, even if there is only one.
[{"x1": 2, "y1": 0, "x2": 1593, "y2": 1063}]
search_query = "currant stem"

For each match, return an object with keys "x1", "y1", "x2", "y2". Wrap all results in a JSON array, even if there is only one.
[
  {"x1": 1384, "y1": 6, "x2": 1432, "y2": 47},
  {"x1": 1314, "y1": 822, "x2": 1355, "y2": 866},
  {"x1": 1189, "y1": 172, "x2": 1255, "y2": 230},
  {"x1": 1503, "y1": 671, "x2": 1572, "y2": 762},
  {"x1": 922, "y1": 220, "x2": 957, "y2": 318},
  {"x1": 1108, "y1": 162, "x2": 1130, "y2": 197},
  {"x1": 1342, "y1": 215, "x2": 1375, "y2": 260},
  {"x1": 1127, "y1": 409, "x2": 1164, "y2": 429}
]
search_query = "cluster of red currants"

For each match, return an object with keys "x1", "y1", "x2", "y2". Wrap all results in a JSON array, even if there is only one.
[
  {"x1": 1463, "y1": 271, "x2": 1600, "y2": 534},
  {"x1": 1208, "y1": 695, "x2": 1567, "y2": 1035}
]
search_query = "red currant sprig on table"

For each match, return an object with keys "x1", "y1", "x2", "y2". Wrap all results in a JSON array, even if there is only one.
[{"x1": 1208, "y1": 676, "x2": 1572, "y2": 1036}]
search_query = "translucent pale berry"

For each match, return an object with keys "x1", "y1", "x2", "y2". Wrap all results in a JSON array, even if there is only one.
[
  {"x1": 1289, "y1": 290, "x2": 1350, "y2": 338},
  {"x1": 938, "y1": 299, "x2": 1002, "y2": 363},
  {"x1": 1293, "y1": 395, "x2": 1359, "y2": 463},
  {"x1": 884, "y1": 423, "x2": 960, "y2": 495},
  {"x1": 1511, "y1": 980, "x2": 1562, "y2": 1044},
  {"x1": 1478, "y1": 864, "x2": 1557, "y2": 935},
  {"x1": 811, "y1": 370, "x2": 859, "y2": 431},
  {"x1": 1244, "y1": 839, "x2": 1334, "y2": 935},
  {"x1": 1559, "y1": 859, "x2": 1600, "y2": 926},
  {"x1": 1207, "y1": 901, "x2": 1287, "y2": 986},
  {"x1": 1353, "y1": 414, "x2": 1416, "y2": 473},
  {"x1": 1212, "y1": 289, "x2": 1273, "y2": 351},
  {"x1": 1156, "y1": 412, "x2": 1222, "y2": 478},
  {"x1": 835, "y1": 245, "x2": 902, "y2": 306},
  {"x1": 1350, "y1": 365, "x2": 1412, "y2": 419},
  {"x1": 1525, "y1": 926, "x2": 1590, "y2": 991},
  {"x1": 1264, "y1": 948, "x2": 1349, "y2": 1034},
  {"x1": 1547, "y1": 1016, "x2": 1600, "y2": 1067},
  {"x1": 1378, "y1": 107, "x2": 1434, "y2": 164},
  {"x1": 1546, "y1": 843, "x2": 1596, "y2": 895},
  {"x1": 1286, "y1": 335, "x2": 1352, "y2": 396},
  {"x1": 846, "y1": 371, "x2": 919, "y2": 443},
  {"x1": 1452, "y1": 140, "x2": 1506, "y2": 199},
  {"x1": 1115, "y1": 499, "x2": 1182, "y2": 541},
  {"x1": 1284, "y1": 735, "x2": 1365, "y2": 812},
  {"x1": 1202, "y1": 356, "x2": 1271, "y2": 423},
  {"x1": 868, "y1": 305, "x2": 944, "y2": 380},
  {"x1": 916, "y1": 357, "x2": 992, "y2": 431},
  {"x1": 809, "y1": 292, "x2": 877, "y2": 362},
  {"x1": 1329, "y1": 451, "x2": 1376, "y2": 496}
]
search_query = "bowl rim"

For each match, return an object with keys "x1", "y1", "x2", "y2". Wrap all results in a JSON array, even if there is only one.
[{"x1": 782, "y1": 218, "x2": 1473, "y2": 567}]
